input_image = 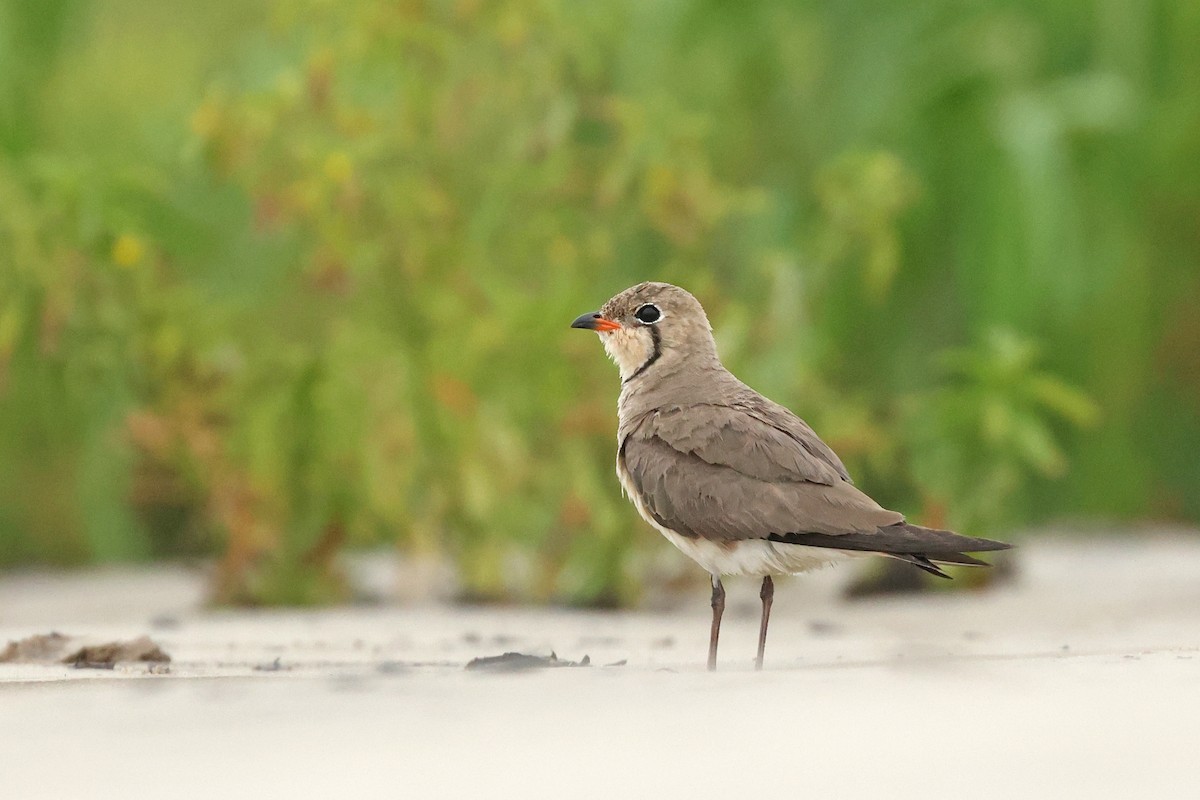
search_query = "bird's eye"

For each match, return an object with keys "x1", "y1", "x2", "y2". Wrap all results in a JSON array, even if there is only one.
[{"x1": 635, "y1": 304, "x2": 662, "y2": 324}]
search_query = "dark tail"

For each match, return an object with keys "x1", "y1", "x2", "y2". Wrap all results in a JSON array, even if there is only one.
[
  {"x1": 885, "y1": 552, "x2": 987, "y2": 579},
  {"x1": 768, "y1": 523, "x2": 1012, "y2": 579}
]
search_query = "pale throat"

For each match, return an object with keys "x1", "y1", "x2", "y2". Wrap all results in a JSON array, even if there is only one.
[{"x1": 600, "y1": 328, "x2": 655, "y2": 382}]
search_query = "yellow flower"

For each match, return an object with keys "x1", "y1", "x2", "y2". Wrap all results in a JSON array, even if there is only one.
[
  {"x1": 190, "y1": 97, "x2": 222, "y2": 139},
  {"x1": 323, "y1": 151, "x2": 353, "y2": 184},
  {"x1": 111, "y1": 234, "x2": 145, "y2": 268},
  {"x1": 547, "y1": 236, "x2": 577, "y2": 268}
]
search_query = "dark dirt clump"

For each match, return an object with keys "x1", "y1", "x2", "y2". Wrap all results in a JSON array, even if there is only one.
[
  {"x1": 465, "y1": 652, "x2": 591, "y2": 672},
  {"x1": 1, "y1": 633, "x2": 170, "y2": 669}
]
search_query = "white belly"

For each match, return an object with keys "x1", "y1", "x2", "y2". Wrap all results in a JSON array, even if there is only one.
[
  {"x1": 658, "y1": 528, "x2": 857, "y2": 577},
  {"x1": 616, "y1": 458, "x2": 860, "y2": 577}
]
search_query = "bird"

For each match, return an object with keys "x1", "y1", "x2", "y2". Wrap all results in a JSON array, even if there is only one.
[{"x1": 570, "y1": 281, "x2": 1011, "y2": 671}]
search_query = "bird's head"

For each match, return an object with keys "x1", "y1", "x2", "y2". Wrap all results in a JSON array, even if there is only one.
[{"x1": 571, "y1": 282, "x2": 718, "y2": 382}]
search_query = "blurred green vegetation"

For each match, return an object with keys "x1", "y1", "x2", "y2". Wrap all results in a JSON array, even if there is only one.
[{"x1": 1, "y1": 0, "x2": 1197, "y2": 605}]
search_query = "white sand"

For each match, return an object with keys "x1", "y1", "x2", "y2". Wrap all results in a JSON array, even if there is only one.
[{"x1": 1, "y1": 534, "x2": 1198, "y2": 799}]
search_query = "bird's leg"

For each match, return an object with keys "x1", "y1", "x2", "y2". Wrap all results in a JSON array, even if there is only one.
[
  {"x1": 755, "y1": 575, "x2": 774, "y2": 670},
  {"x1": 708, "y1": 575, "x2": 725, "y2": 671}
]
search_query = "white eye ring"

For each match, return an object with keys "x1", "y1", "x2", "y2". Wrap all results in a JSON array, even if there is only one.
[{"x1": 634, "y1": 304, "x2": 663, "y2": 324}]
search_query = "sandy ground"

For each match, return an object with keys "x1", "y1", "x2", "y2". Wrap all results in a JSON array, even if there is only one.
[{"x1": 1, "y1": 534, "x2": 1199, "y2": 799}]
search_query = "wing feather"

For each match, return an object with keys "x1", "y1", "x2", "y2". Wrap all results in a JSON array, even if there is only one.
[
  {"x1": 649, "y1": 403, "x2": 851, "y2": 485},
  {"x1": 620, "y1": 430, "x2": 902, "y2": 543}
]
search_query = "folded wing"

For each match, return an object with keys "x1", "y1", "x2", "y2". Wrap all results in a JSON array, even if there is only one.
[
  {"x1": 620, "y1": 406, "x2": 903, "y2": 542},
  {"x1": 621, "y1": 403, "x2": 1011, "y2": 563}
]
